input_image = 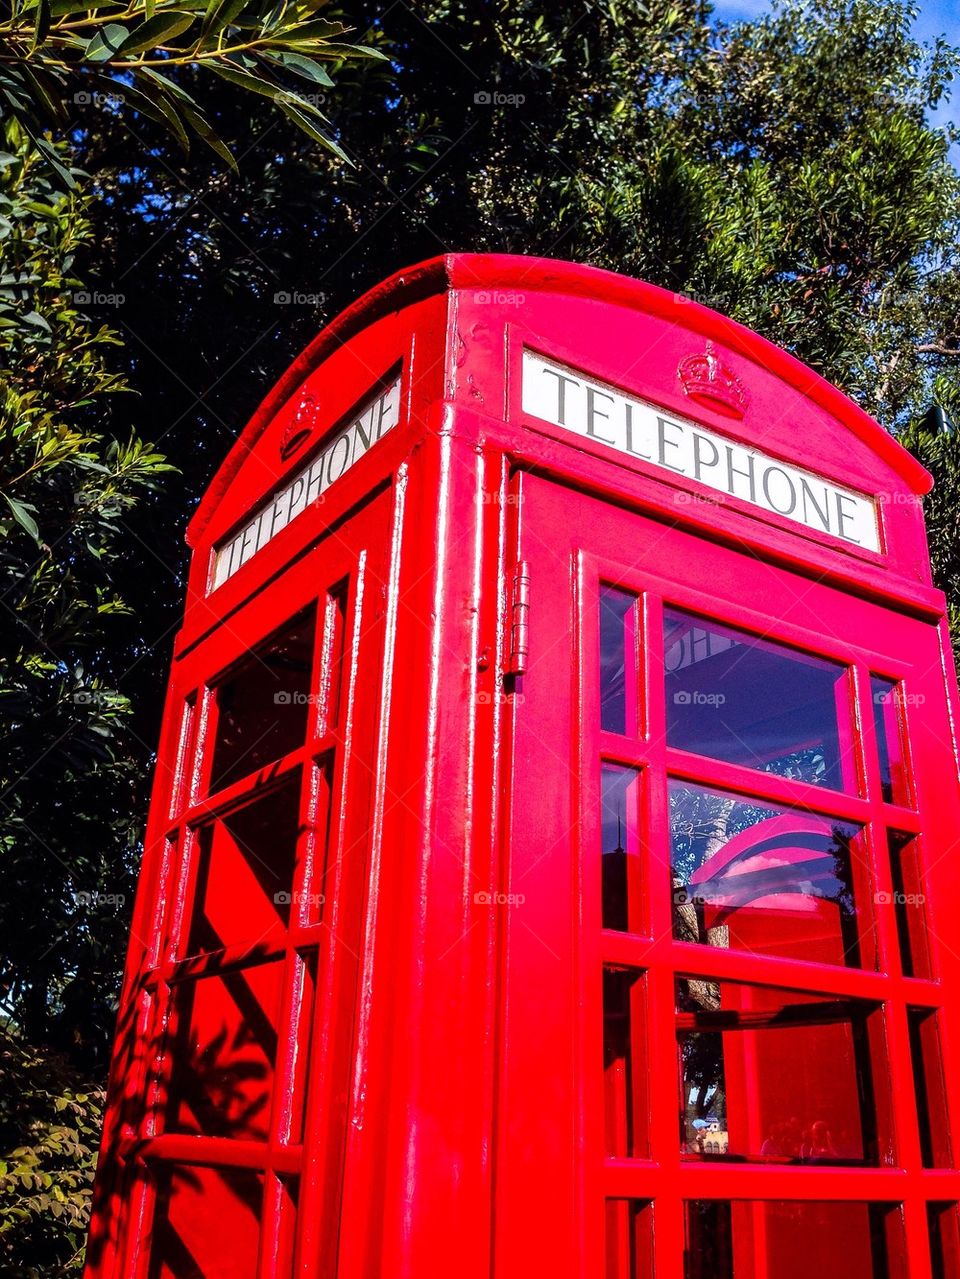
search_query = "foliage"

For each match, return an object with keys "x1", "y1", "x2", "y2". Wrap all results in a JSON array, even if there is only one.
[
  {"x1": 0, "y1": 0, "x2": 385, "y2": 177},
  {"x1": 0, "y1": 1026, "x2": 103, "y2": 1277},
  {"x1": 0, "y1": 116, "x2": 169, "y2": 1073},
  {"x1": 74, "y1": 0, "x2": 960, "y2": 653}
]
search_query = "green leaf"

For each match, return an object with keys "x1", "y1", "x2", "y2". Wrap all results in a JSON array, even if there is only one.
[
  {"x1": 33, "y1": 135, "x2": 77, "y2": 189},
  {"x1": 3, "y1": 494, "x2": 40, "y2": 543},
  {"x1": 273, "y1": 18, "x2": 346, "y2": 41},
  {"x1": 30, "y1": 0, "x2": 51, "y2": 53},
  {"x1": 114, "y1": 78, "x2": 186, "y2": 142},
  {"x1": 210, "y1": 61, "x2": 283, "y2": 101},
  {"x1": 154, "y1": 94, "x2": 190, "y2": 151},
  {"x1": 138, "y1": 65, "x2": 200, "y2": 104},
  {"x1": 200, "y1": 0, "x2": 248, "y2": 39},
  {"x1": 278, "y1": 99, "x2": 349, "y2": 162},
  {"x1": 116, "y1": 11, "x2": 196, "y2": 56},
  {"x1": 275, "y1": 52, "x2": 334, "y2": 85},
  {"x1": 18, "y1": 63, "x2": 65, "y2": 124},
  {"x1": 49, "y1": 0, "x2": 121, "y2": 13},
  {"x1": 84, "y1": 24, "x2": 129, "y2": 62},
  {"x1": 180, "y1": 103, "x2": 238, "y2": 172}
]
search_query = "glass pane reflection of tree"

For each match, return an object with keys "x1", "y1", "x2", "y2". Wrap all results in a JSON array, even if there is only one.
[
  {"x1": 670, "y1": 782, "x2": 863, "y2": 967},
  {"x1": 676, "y1": 978, "x2": 883, "y2": 1166},
  {"x1": 664, "y1": 609, "x2": 853, "y2": 792}
]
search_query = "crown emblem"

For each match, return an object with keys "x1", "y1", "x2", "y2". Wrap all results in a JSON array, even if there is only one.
[
  {"x1": 677, "y1": 342, "x2": 747, "y2": 418},
  {"x1": 280, "y1": 391, "x2": 319, "y2": 461}
]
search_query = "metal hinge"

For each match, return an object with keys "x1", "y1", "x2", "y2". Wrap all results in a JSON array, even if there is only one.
[{"x1": 506, "y1": 560, "x2": 530, "y2": 677}]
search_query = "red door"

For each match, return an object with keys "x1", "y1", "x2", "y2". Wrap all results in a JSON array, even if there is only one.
[
  {"x1": 497, "y1": 473, "x2": 960, "y2": 1279},
  {"x1": 108, "y1": 488, "x2": 394, "y2": 1279}
]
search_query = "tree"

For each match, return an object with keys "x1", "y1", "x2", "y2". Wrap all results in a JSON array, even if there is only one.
[
  {"x1": 74, "y1": 0, "x2": 960, "y2": 661},
  {"x1": 0, "y1": 7, "x2": 383, "y2": 1273},
  {"x1": 0, "y1": 0, "x2": 384, "y2": 180}
]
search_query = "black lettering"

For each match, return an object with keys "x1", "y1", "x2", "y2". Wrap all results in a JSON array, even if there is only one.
[
  {"x1": 327, "y1": 434, "x2": 351, "y2": 483},
  {"x1": 223, "y1": 535, "x2": 240, "y2": 579},
  {"x1": 541, "y1": 367, "x2": 581, "y2": 425},
  {"x1": 305, "y1": 456, "x2": 325, "y2": 505},
  {"x1": 354, "y1": 407, "x2": 373, "y2": 452},
  {"x1": 725, "y1": 446, "x2": 757, "y2": 502},
  {"x1": 835, "y1": 492, "x2": 863, "y2": 544},
  {"x1": 624, "y1": 402, "x2": 652, "y2": 459},
  {"x1": 252, "y1": 510, "x2": 269, "y2": 554},
  {"x1": 692, "y1": 432, "x2": 720, "y2": 482},
  {"x1": 269, "y1": 494, "x2": 287, "y2": 536},
  {"x1": 374, "y1": 388, "x2": 397, "y2": 439},
  {"x1": 585, "y1": 386, "x2": 616, "y2": 445},
  {"x1": 657, "y1": 416, "x2": 686, "y2": 474},
  {"x1": 799, "y1": 477, "x2": 832, "y2": 532},
  {"x1": 762, "y1": 465, "x2": 797, "y2": 516},
  {"x1": 286, "y1": 476, "x2": 305, "y2": 520}
]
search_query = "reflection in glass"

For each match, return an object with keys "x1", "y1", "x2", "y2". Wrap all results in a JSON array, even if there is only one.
[
  {"x1": 928, "y1": 1203, "x2": 960, "y2": 1279},
  {"x1": 670, "y1": 782, "x2": 865, "y2": 967},
  {"x1": 606, "y1": 1200, "x2": 653, "y2": 1279},
  {"x1": 186, "y1": 775, "x2": 301, "y2": 956},
  {"x1": 600, "y1": 588, "x2": 638, "y2": 735},
  {"x1": 908, "y1": 1007, "x2": 952, "y2": 1168},
  {"x1": 871, "y1": 677, "x2": 911, "y2": 806},
  {"x1": 209, "y1": 608, "x2": 315, "y2": 792},
  {"x1": 683, "y1": 1200, "x2": 904, "y2": 1279},
  {"x1": 603, "y1": 968, "x2": 647, "y2": 1158},
  {"x1": 601, "y1": 765, "x2": 641, "y2": 932},
  {"x1": 887, "y1": 832, "x2": 930, "y2": 978},
  {"x1": 664, "y1": 608, "x2": 853, "y2": 791},
  {"x1": 676, "y1": 977, "x2": 884, "y2": 1165}
]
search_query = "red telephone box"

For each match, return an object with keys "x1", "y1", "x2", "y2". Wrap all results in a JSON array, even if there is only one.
[{"x1": 86, "y1": 255, "x2": 960, "y2": 1279}]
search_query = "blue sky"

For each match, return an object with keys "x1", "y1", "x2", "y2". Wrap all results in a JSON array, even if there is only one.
[{"x1": 712, "y1": 0, "x2": 959, "y2": 42}]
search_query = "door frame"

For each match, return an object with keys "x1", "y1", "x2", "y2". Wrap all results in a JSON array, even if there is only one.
[{"x1": 495, "y1": 471, "x2": 960, "y2": 1279}]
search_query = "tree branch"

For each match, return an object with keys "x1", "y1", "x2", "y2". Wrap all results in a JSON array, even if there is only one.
[{"x1": 917, "y1": 343, "x2": 960, "y2": 357}]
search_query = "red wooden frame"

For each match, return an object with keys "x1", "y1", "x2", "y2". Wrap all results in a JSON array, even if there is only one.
[{"x1": 86, "y1": 256, "x2": 960, "y2": 1279}]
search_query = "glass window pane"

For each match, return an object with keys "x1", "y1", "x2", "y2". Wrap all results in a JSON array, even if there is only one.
[
  {"x1": 676, "y1": 978, "x2": 886, "y2": 1165},
  {"x1": 149, "y1": 1164, "x2": 263, "y2": 1279},
  {"x1": 683, "y1": 1201, "x2": 904, "y2": 1279},
  {"x1": 275, "y1": 1177, "x2": 300, "y2": 1277},
  {"x1": 600, "y1": 587, "x2": 638, "y2": 735},
  {"x1": 929, "y1": 1203, "x2": 960, "y2": 1279},
  {"x1": 603, "y1": 968, "x2": 647, "y2": 1158},
  {"x1": 664, "y1": 608, "x2": 854, "y2": 791},
  {"x1": 886, "y1": 831, "x2": 930, "y2": 978},
  {"x1": 909, "y1": 1007, "x2": 952, "y2": 1168},
  {"x1": 321, "y1": 583, "x2": 348, "y2": 732},
  {"x1": 165, "y1": 959, "x2": 283, "y2": 1142},
  {"x1": 209, "y1": 608, "x2": 315, "y2": 792},
  {"x1": 606, "y1": 1200, "x2": 653, "y2": 1279},
  {"x1": 871, "y1": 677, "x2": 912, "y2": 806},
  {"x1": 601, "y1": 765, "x2": 641, "y2": 932},
  {"x1": 185, "y1": 775, "x2": 301, "y2": 956},
  {"x1": 670, "y1": 781, "x2": 868, "y2": 966}
]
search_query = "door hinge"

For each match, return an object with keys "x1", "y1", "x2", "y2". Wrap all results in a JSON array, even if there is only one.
[{"x1": 506, "y1": 560, "x2": 530, "y2": 677}]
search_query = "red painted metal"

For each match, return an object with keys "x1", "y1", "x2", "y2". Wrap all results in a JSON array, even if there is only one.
[{"x1": 86, "y1": 255, "x2": 960, "y2": 1279}]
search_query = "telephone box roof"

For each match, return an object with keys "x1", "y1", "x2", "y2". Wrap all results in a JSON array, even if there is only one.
[{"x1": 187, "y1": 253, "x2": 931, "y2": 546}]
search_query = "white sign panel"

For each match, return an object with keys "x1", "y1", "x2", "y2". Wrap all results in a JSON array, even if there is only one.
[
  {"x1": 521, "y1": 351, "x2": 880, "y2": 553},
  {"x1": 212, "y1": 376, "x2": 401, "y2": 590}
]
